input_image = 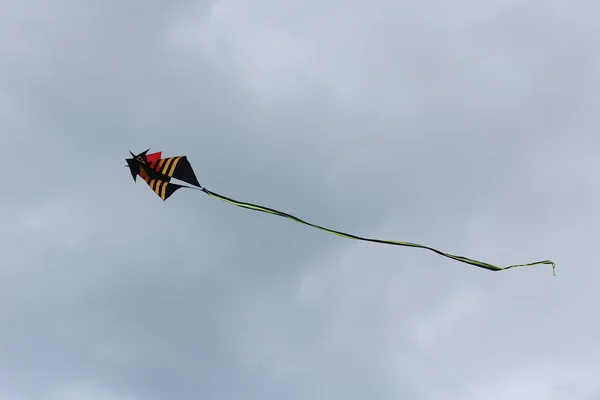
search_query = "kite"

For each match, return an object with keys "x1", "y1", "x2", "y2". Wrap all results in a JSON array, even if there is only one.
[{"x1": 126, "y1": 149, "x2": 556, "y2": 275}]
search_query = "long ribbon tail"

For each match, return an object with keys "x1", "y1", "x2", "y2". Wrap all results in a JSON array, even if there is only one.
[{"x1": 189, "y1": 186, "x2": 555, "y2": 275}]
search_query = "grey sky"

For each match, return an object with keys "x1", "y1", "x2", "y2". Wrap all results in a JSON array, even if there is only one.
[{"x1": 1, "y1": 0, "x2": 599, "y2": 399}]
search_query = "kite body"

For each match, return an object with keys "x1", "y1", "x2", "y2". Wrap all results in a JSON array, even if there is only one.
[
  {"x1": 126, "y1": 149, "x2": 201, "y2": 200},
  {"x1": 126, "y1": 150, "x2": 556, "y2": 275}
]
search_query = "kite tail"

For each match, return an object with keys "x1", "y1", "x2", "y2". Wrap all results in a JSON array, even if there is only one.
[{"x1": 187, "y1": 185, "x2": 555, "y2": 276}]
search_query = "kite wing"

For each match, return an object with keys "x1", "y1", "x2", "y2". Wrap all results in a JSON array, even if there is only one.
[
  {"x1": 137, "y1": 165, "x2": 185, "y2": 201},
  {"x1": 143, "y1": 155, "x2": 201, "y2": 187},
  {"x1": 126, "y1": 149, "x2": 556, "y2": 275}
]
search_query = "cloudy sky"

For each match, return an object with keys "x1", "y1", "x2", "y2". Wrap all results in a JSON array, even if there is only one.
[{"x1": 1, "y1": 0, "x2": 599, "y2": 399}]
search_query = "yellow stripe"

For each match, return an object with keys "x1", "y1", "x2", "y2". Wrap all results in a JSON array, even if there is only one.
[
  {"x1": 152, "y1": 181, "x2": 164, "y2": 196},
  {"x1": 161, "y1": 158, "x2": 173, "y2": 175},
  {"x1": 168, "y1": 156, "x2": 183, "y2": 177},
  {"x1": 160, "y1": 181, "x2": 167, "y2": 200}
]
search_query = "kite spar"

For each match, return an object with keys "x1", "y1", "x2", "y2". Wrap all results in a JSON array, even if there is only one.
[{"x1": 126, "y1": 149, "x2": 556, "y2": 275}]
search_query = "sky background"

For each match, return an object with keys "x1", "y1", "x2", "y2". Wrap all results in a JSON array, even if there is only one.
[{"x1": 1, "y1": 0, "x2": 599, "y2": 399}]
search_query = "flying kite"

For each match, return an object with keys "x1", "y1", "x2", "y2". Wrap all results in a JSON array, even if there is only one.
[{"x1": 126, "y1": 149, "x2": 556, "y2": 275}]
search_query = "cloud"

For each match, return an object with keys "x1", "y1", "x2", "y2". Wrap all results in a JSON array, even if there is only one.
[
  {"x1": 1, "y1": 0, "x2": 599, "y2": 399},
  {"x1": 43, "y1": 381, "x2": 136, "y2": 400},
  {"x1": 411, "y1": 288, "x2": 489, "y2": 355}
]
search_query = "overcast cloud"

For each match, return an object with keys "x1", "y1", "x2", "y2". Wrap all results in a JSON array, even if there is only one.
[{"x1": 1, "y1": 0, "x2": 599, "y2": 399}]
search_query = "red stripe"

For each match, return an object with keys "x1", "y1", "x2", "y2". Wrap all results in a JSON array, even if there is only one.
[{"x1": 146, "y1": 152, "x2": 162, "y2": 162}]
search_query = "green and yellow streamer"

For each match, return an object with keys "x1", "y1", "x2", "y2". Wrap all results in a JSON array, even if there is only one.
[{"x1": 198, "y1": 187, "x2": 556, "y2": 276}]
